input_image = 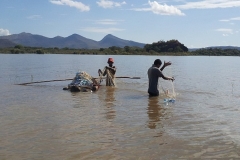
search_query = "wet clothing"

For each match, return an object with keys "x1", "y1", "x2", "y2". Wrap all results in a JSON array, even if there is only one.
[
  {"x1": 147, "y1": 64, "x2": 164, "y2": 96},
  {"x1": 101, "y1": 66, "x2": 116, "y2": 86}
]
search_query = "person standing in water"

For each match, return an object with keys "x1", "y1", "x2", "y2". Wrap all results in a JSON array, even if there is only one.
[
  {"x1": 98, "y1": 58, "x2": 116, "y2": 86},
  {"x1": 148, "y1": 59, "x2": 174, "y2": 96}
]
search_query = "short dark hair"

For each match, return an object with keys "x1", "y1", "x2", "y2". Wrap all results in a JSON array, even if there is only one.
[{"x1": 154, "y1": 59, "x2": 162, "y2": 65}]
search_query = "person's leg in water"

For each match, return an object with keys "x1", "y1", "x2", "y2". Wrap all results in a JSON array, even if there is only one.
[{"x1": 148, "y1": 91, "x2": 159, "y2": 97}]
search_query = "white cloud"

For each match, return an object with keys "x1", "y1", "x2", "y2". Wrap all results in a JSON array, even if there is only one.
[
  {"x1": 95, "y1": 19, "x2": 123, "y2": 25},
  {"x1": 80, "y1": 27, "x2": 125, "y2": 33},
  {"x1": 216, "y1": 28, "x2": 233, "y2": 36},
  {"x1": 132, "y1": 1, "x2": 185, "y2": 16},
  {"x1": 0, "y1": 29, "x2": 11, "y2": 36},
  {"x1": 50, "y1": 0, "x2": 90, "y2": 11},
  {"x1": 133, "y1": 1, "x2": 185, "y2": 16},
  {"x1": 97, "y1": 0, "x2": 126, "y2": 8},
  {"x1": 27, "y1": 15, "x2": 42, "y2": 20},
  {"x1": 231, "y1": 17, "x2": 240, "y2": 21},
  {"x1": 219, "y1": 19, "x2": 229, "y2": 22},
  {"x1": 132, "y1": 0, "x2": 240, "y2": 16},
  {"x1": 177, "y1": 0, "x2": 240, "y2": 9},
  {"x1": 220, "y1": 17, "x2": 240, "y2": 22},
  {"x1": 215, "y1": 28, "x2": 240, "y2": 36},
  {"x1": 149, "y1": 1, "x2": 185, "y2": 15}
]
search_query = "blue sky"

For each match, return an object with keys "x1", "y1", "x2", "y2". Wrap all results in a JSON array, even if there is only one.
[{"x1": 0, "y1": 0, "x2": 239, "y2": 48}]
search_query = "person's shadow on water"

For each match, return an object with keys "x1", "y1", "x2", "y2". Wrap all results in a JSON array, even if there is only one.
[{"x1": 147, "y1": 96, "x2": 164, "y2": 129}]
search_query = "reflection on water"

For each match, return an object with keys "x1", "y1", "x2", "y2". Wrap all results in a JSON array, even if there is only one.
[
  {"x1": 147, "y1": 96, "x2": 163, "y2": 129},
  {"x1": 104, "y1": 87, "x2": 116, "y2": 120},
  {"x1": 97, "y1": 86, "x2": 116, "y2": 120}
]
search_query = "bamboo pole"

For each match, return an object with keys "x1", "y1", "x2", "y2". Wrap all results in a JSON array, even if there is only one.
[
  {"x1": 16, "y1": 76, "x2": 141, "y2": 85},
  {"x1": 116, "y1": 76, "x2": 140, "y2": 79},
  {"x1": 17, "y1": 78, "x2": 73, "y2": 85}
]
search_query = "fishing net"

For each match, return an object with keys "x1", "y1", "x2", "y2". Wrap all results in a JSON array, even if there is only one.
[
  {"x1": 99, "y1": 67, "x2": 116, "y2": 86},
  {"x1": 158, "y1": 65, "x2": 177, "y2": 103},
  {"x1": 71, "y1": 71, "x2": 94, "y2": 86},
  {"x1": 68, "y1": 71, "x2": 100, "y2": 92}
]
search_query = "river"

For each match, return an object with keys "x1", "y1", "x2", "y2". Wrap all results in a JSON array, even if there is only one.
[{"x1": 0, "y1": 54, "x2": 240, "y2": 159}]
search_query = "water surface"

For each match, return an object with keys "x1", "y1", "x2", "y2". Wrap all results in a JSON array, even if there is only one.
[{"x1": 0, "y1": 54, "x2": 240, "y2": 159}]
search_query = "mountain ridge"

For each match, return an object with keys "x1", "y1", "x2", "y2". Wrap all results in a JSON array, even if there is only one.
[
  {"x1": 0, "y1": 32, "x2": 239, "y2": 50},
  {"x1": 0, "y1": 32, "x2": 145, "y2": 49}
]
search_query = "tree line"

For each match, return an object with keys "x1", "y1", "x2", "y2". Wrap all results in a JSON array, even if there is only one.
[
  {"x1": 0, "y1": 40, "x2": 239, "y2": 56},
  {"x1": 190, "y1": 48, "x2": 240, "y2": 56}
]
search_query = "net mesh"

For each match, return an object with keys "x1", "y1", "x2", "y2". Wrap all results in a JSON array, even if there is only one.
[
  {"x1": 159, "y1": 66, "x2": 176, "y2": 99},
  {"x1": 69, "y1": 71, "x2": 94, "y2": 88}
]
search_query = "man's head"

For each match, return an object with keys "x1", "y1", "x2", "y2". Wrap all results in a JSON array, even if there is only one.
[
  {"x1": 154, "y1": 59, "x2": 162, "y2": 68},
  {"x1": 108, "y1": 58, "x2": 114, "y2": 67}
]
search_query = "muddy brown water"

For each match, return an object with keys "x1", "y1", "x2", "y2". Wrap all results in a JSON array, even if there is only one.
[{"x1": 0, "y1": 54, "x2": 240, "y2": 159}]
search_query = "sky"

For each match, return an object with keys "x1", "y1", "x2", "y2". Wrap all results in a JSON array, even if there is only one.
[{"x1": 0, "y1": 0, "x2": 240, "y2": 48}]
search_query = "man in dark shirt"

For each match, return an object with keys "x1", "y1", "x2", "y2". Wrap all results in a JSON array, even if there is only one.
[{"x1": 148, "y1": 59, "x2": 174, "y2": 96}]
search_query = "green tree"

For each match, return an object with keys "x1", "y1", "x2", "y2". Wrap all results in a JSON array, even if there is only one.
[
  {"x1": 14, "y1": 45, "x2": 24, "y2": 49},
  {"x1": 36, "y1": 49, "x2": 44, "y2": 54},
  {"x1": 144, "y1": 39, "x2": 188, "y2": 53},
  {"x1": 124, "y1": 46, "x2": 130, "y2": 52}
]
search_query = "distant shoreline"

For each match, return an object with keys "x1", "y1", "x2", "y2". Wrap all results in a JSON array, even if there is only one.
[{"x1": 0, "y1": 47, "x2": 240, "y2": 56}]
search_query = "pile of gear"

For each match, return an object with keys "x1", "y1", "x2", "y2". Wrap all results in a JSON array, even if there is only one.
[{"x1": 66, "y1": 71, "x2": 99, "y2": 92}]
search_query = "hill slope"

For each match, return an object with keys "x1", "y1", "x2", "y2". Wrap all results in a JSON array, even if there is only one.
[
  {"x1": 0, "y1": 32, "x2": 145, "y2": 49},
  {"x1": 99, "y1": 34, "x2": 144, "y2": 48},
  {"x1": 0, "y1": 39, "x2": 17, "y2": 48}
]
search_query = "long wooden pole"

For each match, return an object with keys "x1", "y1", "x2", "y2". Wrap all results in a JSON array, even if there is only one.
[
  {"x1": 115, "y1": 76, "x2": 140, "y2": 79},
  {"x1": 16, "y1": 76, "x2": 140, "y2": 85},
  {"x1": 17, "y1": 78, "x2": 73, "y2": 85}
]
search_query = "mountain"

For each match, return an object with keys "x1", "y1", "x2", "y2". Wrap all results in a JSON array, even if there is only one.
[
  {"x1": 0, "y1": 39, "x2": 17, "y2": 48},
  {"x1": 99, "y1": 34, "x2": 144, "y2": 48},
  {"x1": 0, "y1": 32, "x2": 145, "y2": 49}
]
